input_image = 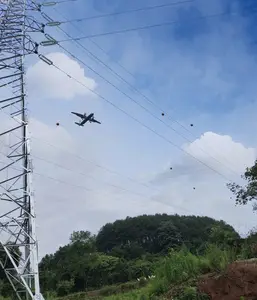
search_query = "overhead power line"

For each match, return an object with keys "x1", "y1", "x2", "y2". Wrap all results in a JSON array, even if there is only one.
[
  {"x1": 30, "y1": 137, "x2": 162, "y2": 193},
  {"x1": 0, "y1": 154, "x2": 250, "y2": 231},
  {"x1": 0, "y1": 151, "x2": 201, "y2": 217},
  {"x1": 3, "y1": 7, "x2": 240, "y2": 181},
  {"x1": 46, "y1": 18, "x2": 240, "y2": 176},
  {"x1": 32, "y1": 172, "x2": 201, "y2": 218},
  {"x1": 0, "y1": 101, "x2": 162, "y2": 194},
  {"x1": 0, "y1": 111, "x2": 162, "y2": 194},
  {"x1": 60, "y1": 0, "x2": 194, "y2": 23},
  {"x1": 56, "y1": 9, "x2": 248, "y2": 42},
  {"x1": 50, "y1": 6, "x2": 242, "y2": 175},
  {"x1": 32, "y1": 154, "x2": 159, "y2": 197},
  {"x1": 41, "y1": 55, "x2": 233, "y2": 182},
  {"x1": 59, "y1": 43, "x2": 240, "y2": 176},
  {"x1": 54, "y1": 8, "x2": 135, "y2": 78}
]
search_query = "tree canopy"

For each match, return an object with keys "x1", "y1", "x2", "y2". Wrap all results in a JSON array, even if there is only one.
[
  {"x1": 228, "y1": 159, "x2": 257, "y2": 210},
  {"x1": 96, "y1": 214, "x2": 238, "y2": 256},
  {"x1": 35, "y1": 213, "x2": 239, "y2": 296}
]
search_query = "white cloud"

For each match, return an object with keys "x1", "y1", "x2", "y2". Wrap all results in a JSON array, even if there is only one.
[
  {"x1": 152, "y1": 131, "x2": 257, "y2": 235},
  {"x1": 185, "y1": 132, "x2": 256, "y2": 176},
  {"x1": 26, "y1": 52, "x2": 97, "y2": 100},
  {"x1": 26, "y1": 123, "x2": 257, "y2": 257}
]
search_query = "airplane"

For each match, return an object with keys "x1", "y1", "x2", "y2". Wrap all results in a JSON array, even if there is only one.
[{"x1": 71, "y1": 111, "x2": 101, "y2": 126}]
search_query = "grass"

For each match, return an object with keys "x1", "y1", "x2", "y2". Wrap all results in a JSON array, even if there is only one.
[
  {"x1": 144, "y1": 244, "x2": 237, "y2": 298},
  {"x1": 85, "y1": 244, "x2": 237, "y2": 300},
  {"x1": 0, "y1": 244, "x2": 243, "y2": 300}
]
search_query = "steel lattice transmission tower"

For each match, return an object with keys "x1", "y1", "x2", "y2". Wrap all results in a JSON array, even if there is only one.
[{"x1": 0, "y1": 0, "x2": 45, "y2": 299}]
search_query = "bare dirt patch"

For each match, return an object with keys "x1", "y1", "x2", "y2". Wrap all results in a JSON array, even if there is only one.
[{"x1": 198, "y1": 259, "x2": 257, "y2": 300}]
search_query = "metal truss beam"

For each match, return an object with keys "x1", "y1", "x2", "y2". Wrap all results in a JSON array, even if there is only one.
[{"x1": 0, "y1": 1, "x2": 45, "y2": 299}]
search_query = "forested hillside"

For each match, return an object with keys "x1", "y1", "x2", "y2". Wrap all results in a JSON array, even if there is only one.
[
  {"x1": 37, "y1": 214, "x2": 239, "y2": 297},
  {"x1": 0, "y1": 212, "x2": 256, "y2": 299}
]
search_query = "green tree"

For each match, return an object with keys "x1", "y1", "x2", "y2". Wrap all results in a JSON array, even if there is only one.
[
  {"x1": 96, "y1": 214, "x2": 238, "y2": 255},
  {"x1": 228, "y1": 159, "x2": 257, "y2": 210},
  {"x1": 157, "y1": 221, "x2": 182, "y2": 253},
  {"x1": 0, "y1": 245, "x2": 21, "y2": 298},
  {"x1": 209, "y1": 224, "x2": 239, "y2": 246},
  {"x1": 39, "y1": 216, "x2": 240, "y2": 295},
  {"x1": 56, "y1": 279, "x2": 74, "y2": 296}
]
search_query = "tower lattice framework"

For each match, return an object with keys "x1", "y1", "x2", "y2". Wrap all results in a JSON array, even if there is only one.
[{"x1": 0, "y1": 0, "x2": 44, "y2": 299}]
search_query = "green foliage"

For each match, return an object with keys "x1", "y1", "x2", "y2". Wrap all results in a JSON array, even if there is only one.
[
  {"x1": 37, "y1": 238, "x2": 255, "y2": 300},
  {"x1": 204, "y1": 244, "x2": 236, "y2": 272},
  {"x1": 228, "y1": 159, "x2": 257, "y2": 209},
  {"x1": 98, "y1": 281, "x2": 147, "y2": 297},
  {"x1": 37, "y1": 215, "x2": 241, "y2": 298},
  {"x1": 147, "y1": 244, "x2": 237, "y2": 298},
  {"x1": 57, "y1": 279, "x2": 75, "y2": 296},
  {"x1": 69, "y1": 231, "x2": 96, "y2": 251},
  {"x1": 103, "y1": 289, "x2": 146, "y2": 300},
  {"x1": 0, "y1": 246, "x2": 22, "y2": 297},
  {"x1": 96, "y1": 214, "x2": 238, "y2": 256},
  {"x1": 157, "y1": 221, "x2": 182, "y2": 253},
  {"x1": 209, "y1": 224, "x2": 239, "y2": 246},
  {"x1": 0, "y1": 297, "x2": 10, "y2": 300},
  {"x1": 2, "y1": 214, "x2": 249, "y2": 300},
  {"x1": 148, "y1": 248, "x2": 203, "y2": 296},
  {"x1": 174, "y1": 287, "x2": 209, "y2": 300},
  {"x1": 67, "y1": 244, "x2": 235, "y2": 299}
]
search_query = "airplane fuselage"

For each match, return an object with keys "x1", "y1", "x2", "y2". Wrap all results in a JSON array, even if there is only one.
[
  {"x1": 86, "y1": 113, "x2": 94, "y2": 120},
  {"x1": 76, "y1": 113, "x2": 94, "y2": 126},
  {"x1": 72, "y1": 111, "x2": 100, "y2": 126}
]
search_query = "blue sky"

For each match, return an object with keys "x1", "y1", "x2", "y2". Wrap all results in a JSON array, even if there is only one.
[
  {"x1": 2, "y1": 0, "x2": 257, "y2": 255},
  {"x1": 33, "y1": 0, "x2": 257, "y2": 150},
  {"x1": 50, "y1": 0, "x2": 257, "y2": 120}
]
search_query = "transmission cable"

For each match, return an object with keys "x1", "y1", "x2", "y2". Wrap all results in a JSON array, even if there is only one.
[
  {"x1": 60, "y1": 0, "x2": 194, "y2": 23},
  {"x1": 0, "y1": 48, "x2": 238, "y2": 182},
  {"x1": 0, "y1": 132, "x2": 249, "y2": 229},
  {"x1": 57, "y1": 9, "x2": 250, "y2": 42},
  {"x1": 0, "y1": 147, "x2": 148, "y2": 199},
  {"x1": 43, "y1": 7, "x2": 243, "y2": 175},
  {"x1": 40, "y1": 54, "x2": 234, "y2": 182},
  {"x1": 32, "y1": 153, "x2": 160, "y2": 197},
  {"x1": 0, "y1": 153, "x2": 204, "y2": 216},
  {"x1": 30, "y1": 137, "x2": 162, "y2": 193},
  {"x1": 46, "y1": 27, "x2": 240, "y2": 177},
  {"x1": 1, "y1": 157, "x2": 250, "y2": 230},
  {"x1": 0, "y1": 106, "x2": 162, "y2": 194},
  {"x1": 48, "y1": 10, "x2": 243, "y2": 177}
]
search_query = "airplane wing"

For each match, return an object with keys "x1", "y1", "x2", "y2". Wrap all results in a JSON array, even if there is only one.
[
  {"x1": 71, "y1": 112, "x2": 84, "y2": 118},
  {"x1": 91, "y1": 118, "x2": 101, "y2": 124}
]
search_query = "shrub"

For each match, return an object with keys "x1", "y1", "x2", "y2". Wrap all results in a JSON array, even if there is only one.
[
  {"x1": 204, "y1": 244, "x2": 236, "y2": 272},
  {"x1": 174, "y1": 286, "x2": 210, "y2": 300}
]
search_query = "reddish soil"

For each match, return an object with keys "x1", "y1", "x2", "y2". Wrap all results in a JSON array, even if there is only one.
[{"x1": 198, "y1": 259, "x2": 257, "y2": 300}]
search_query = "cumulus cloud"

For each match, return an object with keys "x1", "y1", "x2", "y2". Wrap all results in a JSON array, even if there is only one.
[
  {"x1": 151, "y1": 131, "x2": 257, "y2": 235},
  {"x1": 185, "y1": 132, "x2": 256, "y2": 176},
  {"x1": 26, "y1": 52, "x2": 97, "y2": 100},
  {"x1": 152, "y1": 132, "x2": 256, "y2": 185},
  {"x1": 27, "y1": 125, "x2": 257, "y2": 256}
]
